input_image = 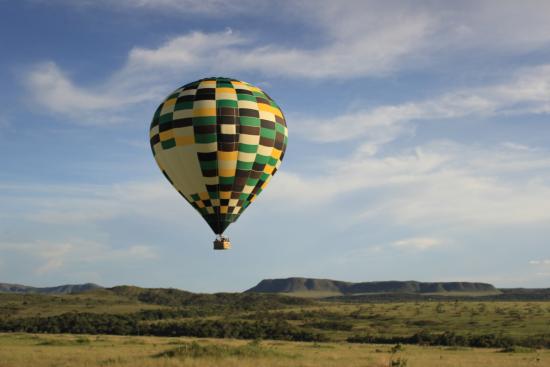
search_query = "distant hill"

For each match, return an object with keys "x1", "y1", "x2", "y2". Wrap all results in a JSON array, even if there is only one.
[
  {"x1": 104, "y1": 285, "x2": 311, "y2": 309},
  {"x1": 0, "y1": 282, "x2": 102, "y2": 294},
  {"x1": 246, "y1": 277, "x2": 499, "y2": 297}
]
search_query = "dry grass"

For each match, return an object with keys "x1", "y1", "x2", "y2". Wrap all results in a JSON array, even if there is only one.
[{"x1": 0, "y1": 333, "x2": 547, "y2": 367}]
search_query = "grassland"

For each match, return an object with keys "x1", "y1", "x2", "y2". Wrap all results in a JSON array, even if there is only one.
[
  {"x1": 2, "y1": 289, "x2": 550, "y2": 345},
  {"x1": 0, "y1": 333, "x2": 548, "y2": 367},
  {"x1": 288, "y1": 301, "x2": 550, "y2": 340},
  {"x1": 0, "y1": 290, "x2": 166, "y2": 318},
  {"x1": 1, "y1": 287, "x2": 550, "y2": 365}
]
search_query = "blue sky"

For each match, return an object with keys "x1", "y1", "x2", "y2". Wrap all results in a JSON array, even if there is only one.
[{"x1": 1, "y1": 0, "x2": 549, "y2": 292}]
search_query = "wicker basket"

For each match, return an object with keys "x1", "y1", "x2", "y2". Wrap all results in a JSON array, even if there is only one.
[{"x1": 213, "y1": 238, "x2": 231, "y2": 250}]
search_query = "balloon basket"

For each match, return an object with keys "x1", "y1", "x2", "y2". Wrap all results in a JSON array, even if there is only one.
[{"x1": 213, "y1": 236, "x2": 231, "y2": 250}]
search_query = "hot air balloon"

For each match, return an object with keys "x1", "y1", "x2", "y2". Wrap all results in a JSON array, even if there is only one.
[{"x1": 149, "y1": 77, "x2": 288, "y2": 250}]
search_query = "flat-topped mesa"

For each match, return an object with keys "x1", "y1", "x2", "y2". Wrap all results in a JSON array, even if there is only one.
[{"x1": 245, "y1": 277, "x2": 497, "y2": 295}]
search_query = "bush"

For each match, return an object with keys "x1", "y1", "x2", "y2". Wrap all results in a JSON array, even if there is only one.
[
  {"x1": 304, "y1": 320, "x2": 354, "y2": 331},
  {"x1": 347, "y1": 331, "x2": 550, "y2": 349},
  {"x1": 390, "y1": 343, "x2": 404, "y2": 353},
  {"x1": 0, "y1": 312, "x2": 327, "y2": 342}
]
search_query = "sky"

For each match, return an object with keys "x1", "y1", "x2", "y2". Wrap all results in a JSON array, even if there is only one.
[{"x1": 0, "y1": 0, "x2": 549, "y2": 292}]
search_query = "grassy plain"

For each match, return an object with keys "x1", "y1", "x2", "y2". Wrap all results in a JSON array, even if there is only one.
[
  {"x1": 1, "y1": 289, "x2": 550, "y2": 366},
  {"x1": 277, "y1": 301, "x2": 550, "y2": 341},
  {"x1": 2, "y1": 290, "x2": 550, "y2": 343},
  {"x1": 0, "y1": 333, "x2": 548, "y2": 367}
]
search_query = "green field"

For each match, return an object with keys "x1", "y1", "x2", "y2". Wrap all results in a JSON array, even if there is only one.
[
  {"x1": 1, "y1": 287, "x2": 550, "y2": 365},
  {"x1": 0, "y1": 333, "x2": 548, "y2": 367},
  {"x1": 0, "y1": 289, "x2": 168, "y2": 318}
]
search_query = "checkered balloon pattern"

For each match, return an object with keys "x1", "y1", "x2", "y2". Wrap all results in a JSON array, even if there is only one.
[{"x1": 149, "y1": 77, "x2": 288, "y2": 234}]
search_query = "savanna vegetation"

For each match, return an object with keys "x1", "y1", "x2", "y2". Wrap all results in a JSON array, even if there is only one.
[
  {"x1": 0, "y1": 333, "x2": 548, "y2": 367},
  {"x1": 1, "y1": 286, "x2": 550, "y2": 365}
]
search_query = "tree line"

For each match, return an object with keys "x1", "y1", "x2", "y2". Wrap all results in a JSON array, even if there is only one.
[
  {"x1": 348, "y1": 330, "x2": 550, "y2": 349},
  {"x1": 0, "y1": 312, "x2": 327, "y2": 342}
]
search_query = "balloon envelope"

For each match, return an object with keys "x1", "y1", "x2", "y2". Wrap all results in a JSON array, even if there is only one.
[{"x1": 149, "y1": 77, "x2": 288, "y2": 234}]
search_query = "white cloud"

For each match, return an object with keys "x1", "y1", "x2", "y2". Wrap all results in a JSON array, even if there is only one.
[
  {"x1": 113, "y1": 0, "x2": 255, "y2": 13},
  {"x1": 24, "y1": 30, "x2": 244, "y2": 123},
  {"x1": 266, "y1": 140, "x2": 550, "y2": 229},
  {"x1": 304, "y1": 64, "x2": 550, "y2": 143},
  {"x1": 297, "y1": 104, "x2": 420, "y2": 146},
  {"x1": 234, "y1": 11, "x2": 432, "y2": 79},
  {"x1": 25, "y1": 18, "x2": 431, "y2": 122},
  {"x1": 392, "y1": 237, "x2": 443, "y2": 251},
  {"x1": 23, "y1": 2, "x2": 550, "y2": 124},
  {"x1": 529, "y1": 259, "x2": 550, "y2": 265},
  {"x1": 299, "y1": 1, "x2": 550, "y2": 56},
  {"x1": 364, "y1": 143, "x2": 550, "y2": 228},
  {"x1": 25, "y1": 62, "x2": 160, "y2": 124},
  {"x1": 268, "y1": 145, "x2": 449, "y2": 206},
  {"x1": 27, "y1": 62, "x2": 120, "y2": 113},
  {"x1": 23, "y1": 5, "x2": 436, "y2": 122},
  {"x1": 437, "y1": 1, "x2": 550, "y2": 52},
  {"x1": 43, "y1": 0, "x2": 264, "y2": 16},
  {"x1": 0, "y1": 178, "x2": 204, "y2": 281},
  {"x1": 0, "y1": 179, "x2": 191, "y2": 225},
  {"x1": 122, "y1": 30, "x2": 246, "y2": 73},
  {"x1": 53, "y1": 1, "x2": 550, "y2": 53},
  {"x1": 0, "y1": 240, "x2": 158, "y2": 275}
]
